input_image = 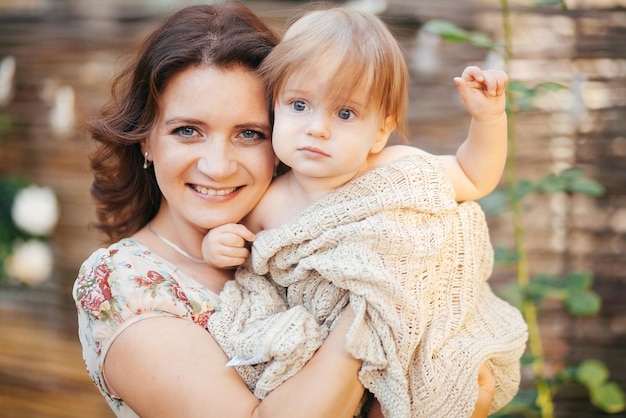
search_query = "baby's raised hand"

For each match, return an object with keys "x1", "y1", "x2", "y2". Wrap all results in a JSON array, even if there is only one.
[
  {"x1": 201, "y1": 223, "x2": 256, "y2": 268},
  {"x1": 454, "y1": 66, "x2": 508, "y2": 122}
]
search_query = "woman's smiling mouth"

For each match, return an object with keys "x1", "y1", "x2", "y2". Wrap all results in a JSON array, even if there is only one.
[{"x1": 191, "y1": 184, "x2": 239, "y2": 196}]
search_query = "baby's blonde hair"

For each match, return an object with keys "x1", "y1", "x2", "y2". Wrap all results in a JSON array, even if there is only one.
[{"x1": 260, "y1": 7, "x2": 409, "y2": 139}]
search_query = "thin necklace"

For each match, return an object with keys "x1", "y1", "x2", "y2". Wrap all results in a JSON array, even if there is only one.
[{"x1": 147, "y1": 223, "x2": 205, "y2": 263}]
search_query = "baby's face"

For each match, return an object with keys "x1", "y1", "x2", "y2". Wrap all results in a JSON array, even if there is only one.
[{"x1": 271, "y1": 67, "x2": 389, "y2": 184}]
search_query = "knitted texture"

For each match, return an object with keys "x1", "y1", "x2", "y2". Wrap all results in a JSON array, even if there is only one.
[{"x1": 208, "y1": 151, "x2": 528, "y2": 417}]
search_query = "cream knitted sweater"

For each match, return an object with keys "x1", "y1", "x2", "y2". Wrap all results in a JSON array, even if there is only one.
[{"x1": 208, "y1": 151, "x2": 528, "y2": 418}]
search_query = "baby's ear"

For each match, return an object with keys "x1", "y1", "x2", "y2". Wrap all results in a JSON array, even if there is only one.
[{"x1": 371, "y1": 115, "x2": 396, "y2": 154}]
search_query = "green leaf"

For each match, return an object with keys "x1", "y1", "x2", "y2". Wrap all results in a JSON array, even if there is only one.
[
  {"x1": 494, "y1": 245, "x2": 519, "y2": 265},
  {"x1": 565, "y1": 290, "x2": 601, "y2": 316},
  {"x1": 562, "y1": 272, "x2": 593, "y2": 291},
  {"x1": 560, "y1": 167, "x2": 584, "y2": 182},
  {"x1": 491, "y1": 390, "x2": 539, "y2": 415},
  {"x1": 557, "y1": 365, "x2": 578, "y2": 383},
  {"x1": 423, "y1": 20, "x2": 470, "y2": 42},
  {"x1": 478, "y1": 189, "x2": 508, "y2": 215},
  {"x1": 507, "y1": 80, "x2": 534, "y2": 95},
  {"x1": 497, "y1": 282, "x2": 524, "y2": 308},
  {"x1": 535, "y1": 0, "x2": 564, "y2": 4},
  {"x1": 590, "y1": 382, "x2": 626, "y2": 413},
  {"x1": 507, "y1": 80, "x2": 567, "y2": 113},
  {"x1": 521, "y1": 353, "x2": 539, "y2": 367},
  {"x1": 556, "y1": 168, "x2": 605, "y2": 196},
  {"x1": 534, "y1": 167, "x2": 605, "y2": 196},
  {"x1": 531, "y1": 273, "x2": 556, "y2": 286},
  {"x1": 536, "y1": 173, "x2": 566, "y2": 194},
  {"x1": 467, "y1": 32, "x2": 495, "y2": 49},
  {"x1": 527, "y1": 274, "x2": 558, "y2": 302},
  {"x1": 576, "y1": 360, "x2": 609, "y2": 387},
  {"x1": 535, "y1": 81, "x2": 566, "y2": 91},
  {"x1": 422, "y1": 20, "x2": 494, "y2": 48},
  {"x1": 507, "y1": 81, "x2": 537, "y2": 112},
  {"x1": 569, "y1": 177, "x2": 605, "y2": 196},
  {"x1": 0, "y1": 178, "x2": 29, "y2": 243},
  {"x1": 514, "y1": 179, "x2": 536, "y2": 201}
]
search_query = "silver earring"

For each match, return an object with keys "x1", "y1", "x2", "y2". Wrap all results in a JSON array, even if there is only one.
[{"x1": 143, "y1": 151, "x2": 150, "y2": 169}]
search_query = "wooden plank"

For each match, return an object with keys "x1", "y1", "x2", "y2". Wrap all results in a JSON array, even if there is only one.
[{"x1": 0, "y1": 296, "x2": 112, "y2": 417}]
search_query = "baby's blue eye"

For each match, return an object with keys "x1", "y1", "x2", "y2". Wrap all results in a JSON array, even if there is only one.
[
  {"x1": 337, "y1": 109, "x2": 354, "y2": 120},
  {"x1": 292, "y1": 100, "x2": 307, "y2": 112}
]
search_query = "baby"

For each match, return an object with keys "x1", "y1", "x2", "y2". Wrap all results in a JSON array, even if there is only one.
[{"x1": 206, "y1": 7, "x2": 527, "y2": 418}]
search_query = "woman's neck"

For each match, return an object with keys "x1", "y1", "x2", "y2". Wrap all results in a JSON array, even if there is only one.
[{"x1": 132, "y1": 222, "x2": 233, "y2": 294}]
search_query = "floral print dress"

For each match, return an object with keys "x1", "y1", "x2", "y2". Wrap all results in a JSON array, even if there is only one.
[{"x1": 72, "y1": 238, "x2": 220, "y2": 417}]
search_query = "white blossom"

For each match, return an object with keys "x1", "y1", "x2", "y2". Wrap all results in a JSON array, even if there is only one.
[
  {"x1": 0, "y1": 55, "x2": 16, "y2": 106},
  {"x1": 11, "y1": 185, "x2": 59, "y2": 236},
  {"x1": 49, "y1": 85, "x2": 76, "y2": 138},
  {"x1": 5, "y1": 240, "x2": 54, "y2": 285}
]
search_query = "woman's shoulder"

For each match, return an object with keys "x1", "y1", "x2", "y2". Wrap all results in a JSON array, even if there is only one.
[
  {"x1": 76, "y1": 238, "x2": 153, "y2": 272},
  {"x1": 73, "y1": 239, "x2": 159, "y2": 304},
  {"x1": 71, "y1": 239, "x2": 216, "y2": 411},
  {"x1": 72, "y1": 238, "x2": 218, "y2": 327}
]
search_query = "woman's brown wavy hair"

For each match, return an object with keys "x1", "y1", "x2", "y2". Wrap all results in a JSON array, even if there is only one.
[{"x1": 87, "y1": 1, "x2": 279, "y2": 243}]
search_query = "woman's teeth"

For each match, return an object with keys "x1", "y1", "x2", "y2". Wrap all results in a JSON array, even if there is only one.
[{"x1": 192, "y1": 185, "x2": 237, "y2": 196}]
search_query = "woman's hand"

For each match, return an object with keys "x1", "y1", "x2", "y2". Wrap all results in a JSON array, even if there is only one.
[{"x1": 470, "y1": 363, "x2": 496, "y2": 418}]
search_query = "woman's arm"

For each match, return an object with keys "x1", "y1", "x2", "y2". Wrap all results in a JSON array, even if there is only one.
[{"x1": 104, "y1": 308, "x2": 363, "y2": 418}]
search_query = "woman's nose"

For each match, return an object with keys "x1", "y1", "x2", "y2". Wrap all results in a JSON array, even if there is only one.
[
  {"x1": 305, "y1": 112, "x2": 330, "y2": 139},
  {"x1": 196, "y1": 140, "x2": 238, "y2": 179}
]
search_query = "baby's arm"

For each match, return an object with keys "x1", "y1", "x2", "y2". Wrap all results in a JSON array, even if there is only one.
[
  {"x1": 201, "y1": 223, "x2": 256, "y2": 268},
  {"x1": 440, "y1": 66, "x2": 509, "y2": 202}
]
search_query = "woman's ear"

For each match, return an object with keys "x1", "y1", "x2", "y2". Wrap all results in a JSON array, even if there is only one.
[
  {"x1": 140, "y1": 141, "x2": 148, "y2": 156},
  {"x1": 370, "y1": 115, "x2": 396, "y2": 154},
  {"x1": 140, "y1": 141, "x2": 152, "y2": 169}
]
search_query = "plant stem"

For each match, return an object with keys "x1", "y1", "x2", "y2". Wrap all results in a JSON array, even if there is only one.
[{"x1": 500, "y1": 0, "x2": 554, "y2": 416}]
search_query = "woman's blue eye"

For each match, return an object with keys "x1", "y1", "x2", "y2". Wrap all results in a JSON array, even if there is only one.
[
  {"x1": 239, "y1": 129, "x2": 267, "y2": 143},
  {"x1": 177, "y1": 126, "x2": 196, "y2": 137},
  {"x1": 292, "y1": 100, "x2": 307, "y2": 112},
  {"x1": 242, "y1": 130, "x2": 260, "y2": 140},
  {"x1": 338, "y1": 109, "x2": 354, "y2": 120}
]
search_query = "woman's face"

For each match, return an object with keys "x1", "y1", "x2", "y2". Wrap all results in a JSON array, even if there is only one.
[{"x1": 145, "y1": 66, "x2": 275, "y2": 232}]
